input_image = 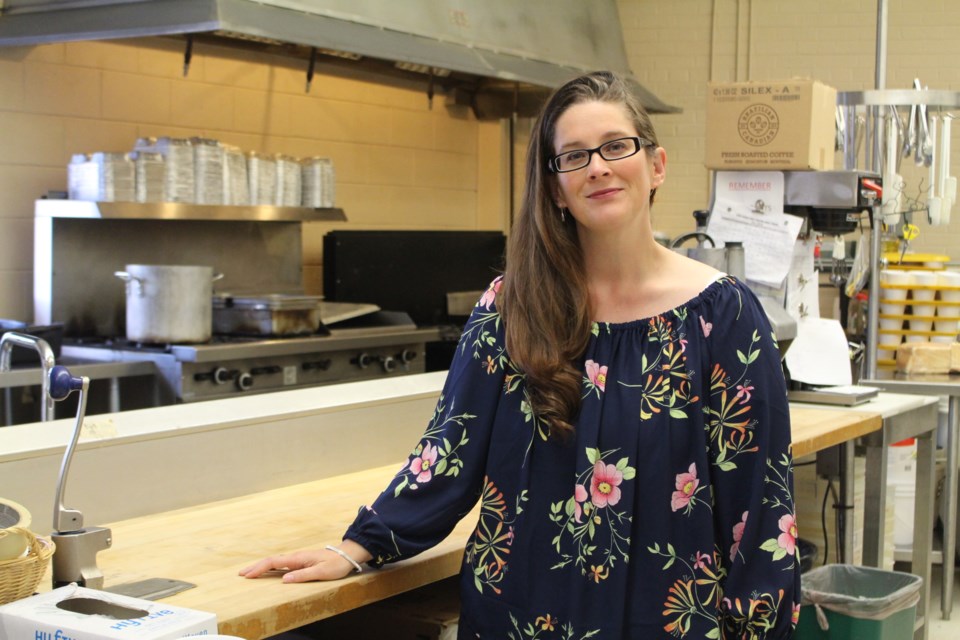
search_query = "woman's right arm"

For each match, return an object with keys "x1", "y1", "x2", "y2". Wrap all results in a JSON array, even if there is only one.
[
  {"x1": 239, "y1": 539, "x2": 372, "y2": 582},
  {"x1": 240, "y1": 277, "x2": 510, "y2": 580}
]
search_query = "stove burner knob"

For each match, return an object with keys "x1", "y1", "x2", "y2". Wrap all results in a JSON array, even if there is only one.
[
  {"x1": 213, "y1": 367, "x2": 238, "y2": 385},
  {"x1": 236, "y1": 372, "x2": 254, "y2": 391},
  {"x1": 352, "y1": 353, "x2": 373, "y2": 369},
  {"x1": 399, "y1": 349, "x2": 418, "y2": 364},
  {"x1": 380, "y1": 355, "x2": 397, "y2": 373}
]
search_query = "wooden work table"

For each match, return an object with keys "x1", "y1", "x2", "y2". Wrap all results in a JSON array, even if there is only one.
[
  {"x1": 31, "y1": 404, "x2": 884, "y2": 639},
  {"x1": 89, "y1": 464, "x2": 478, "y2": 639},
  {"x1": 789, "y1": 405, "x2": 882, "y2": 458}
]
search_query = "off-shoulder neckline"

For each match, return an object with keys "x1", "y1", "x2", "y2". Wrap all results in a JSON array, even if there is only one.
[{"x1": 593, "y1": 274, "x2": 733, "y2": 330}]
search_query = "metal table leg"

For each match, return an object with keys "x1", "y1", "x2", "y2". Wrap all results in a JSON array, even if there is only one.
[
  {"x1": 109, "y1": 377, "x2": 120, "y2": 413},
  {"x1": 863, "y1": 439, "x2": 888, "y2": 566},
  {"x1": 914, "y1": 429, "x2": 935, "y2": 640},
  {"x1": 3, "y1": 388, "x2": 11, "y2": 426},
  {"x1": 841, "y1": 440, "x2": 856, "y2": 563},
  {"x1": 944, "y1": 396, "x2": 959, "y2": 620}
]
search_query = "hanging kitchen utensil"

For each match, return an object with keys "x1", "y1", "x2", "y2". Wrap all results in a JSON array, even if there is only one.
[
  {"x1": 938, "y1": 114, "x2": 955, "y2": 225},
  {"x1": 890, "y1": 105, "x2": 905, "y2": 174},
  {"x1": 904, "y1": 102, "x2": 917, "y2": 159},
  {"x1": 927, "y1": 113, "x2": 941, "y2": 225},
  {"x1": 882, "y1": 109, "x2": 902, "y2": 221},
  {"x1": 844, "y1": 229, "x2": 871, "y2": 298},
  {"x1": 917, "y1": 101, "x2": 932, "y2": 166},
  {"x1": 835, "y1": 106, "x2": 845, "y2": 152}
]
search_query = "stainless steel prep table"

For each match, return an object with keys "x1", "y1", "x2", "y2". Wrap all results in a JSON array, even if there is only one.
[
  {"x1": 863, "y1": 371, "x2": 960, "y2": 622},
  {"x1": 0, "y1": 358, "x2": 158, "y2": 424},
  {"x1": 798, "y1": 392, "x2": 939, "y2": 640}
]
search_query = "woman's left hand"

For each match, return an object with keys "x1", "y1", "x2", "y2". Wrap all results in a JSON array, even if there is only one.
[{"x1": 239, "y1": 541, "x2": 370, "y2": 583}]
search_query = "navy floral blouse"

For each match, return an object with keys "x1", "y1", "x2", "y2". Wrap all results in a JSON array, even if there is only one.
[{"x1": 346, "y1": 275, "x2": 800, "y2": 639}]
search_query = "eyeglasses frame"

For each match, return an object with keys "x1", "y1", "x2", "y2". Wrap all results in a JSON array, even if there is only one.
[{"x1": 547, "y1": 136, "x2": 654, "y2": 173}]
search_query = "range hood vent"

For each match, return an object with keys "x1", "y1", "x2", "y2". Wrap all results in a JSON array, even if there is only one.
[{"x1": 0, "y1": 0, "x2": 680, "y2": 118}]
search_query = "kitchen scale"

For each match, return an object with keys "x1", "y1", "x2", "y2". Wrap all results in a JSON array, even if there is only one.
[{"x1": 788, "y1": 384, "x2": 880, "y2": 406}]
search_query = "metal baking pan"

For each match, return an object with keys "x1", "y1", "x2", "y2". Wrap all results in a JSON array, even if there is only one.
[{"x1": 212, "y1": 294, "x2": 325, "y2": 336}]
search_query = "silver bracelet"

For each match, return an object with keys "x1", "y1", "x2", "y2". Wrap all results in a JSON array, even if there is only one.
[{"x1": 324, "y1": 545, "x2": 363, "y2": 573}]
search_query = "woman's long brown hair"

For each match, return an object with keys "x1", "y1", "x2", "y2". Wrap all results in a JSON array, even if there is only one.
[{"x1": 499, "y1": 71, "x2": 660, "y2": 439}]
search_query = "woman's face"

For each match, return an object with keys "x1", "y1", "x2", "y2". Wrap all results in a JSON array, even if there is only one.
[{"x1": 551, "y1": 100, "x2": 665, "y2": 234}]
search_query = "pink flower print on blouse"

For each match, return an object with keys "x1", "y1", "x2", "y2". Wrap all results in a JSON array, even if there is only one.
[
  {"x1": 692, "y1": 551, "x2": 712, "y2": 571},
  {"x1": 574, "y1": 483, "x2": 589, "y2": 522},
  {"x1": 670, "y1": 463, "x2": 700, "y2": 512},
  {"x1": 777, "y1": 514, "x2": 798, "y2": 555},
  {"x1": 730, "y1": 511, "x2": 749, "y2": 561},
  {"x1": 479, "y1": 276, "x2": 502, "y2": 310},
  {"x1": 409, "y1": 442, "x2": 438, "y2": 484},
  {"x1": 699, "y1": 315, "x2": 712, "y2": 337},
  {"x1": 590, "y1": 461, "x2": 623, "y2": 508},
  {"x1": 735, "y1": 384, "x2": 753, "y2": 404},
  {"x1": 585, "y1": 360, "x2": 608, "y2": 392}
]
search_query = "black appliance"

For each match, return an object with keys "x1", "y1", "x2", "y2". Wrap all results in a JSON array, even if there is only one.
[{"x1": 323, "y1": 231, "x2": 507, "y2": 326}]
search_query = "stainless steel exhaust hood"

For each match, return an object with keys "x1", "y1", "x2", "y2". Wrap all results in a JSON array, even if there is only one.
[{"x1": 0, "y1": 0, "x2": 680, "y2": 118}]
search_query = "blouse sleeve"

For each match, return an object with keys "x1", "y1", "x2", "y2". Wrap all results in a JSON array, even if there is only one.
[
  {"x1": 344, "y1": 277, "x2": 508, "y2": 567},
  {"x1": 702, "y1": 279, "x2": 801, "y2": 638}
]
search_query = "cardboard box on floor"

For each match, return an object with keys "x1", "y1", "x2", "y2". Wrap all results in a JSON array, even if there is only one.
[
  {"x1": 287, "y1": 577, "x2": 460, "y2": 640},
  {"x1": 706, "y1": 79, "x2": 837, "y2": 171}
]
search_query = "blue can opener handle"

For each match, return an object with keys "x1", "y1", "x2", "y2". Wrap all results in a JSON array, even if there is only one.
[{"x1": 50, "y1": 365, "x2": 84, "y2": 401}]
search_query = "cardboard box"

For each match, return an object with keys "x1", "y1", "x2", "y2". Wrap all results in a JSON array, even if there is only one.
[
  {"x1": 0, "y1": 584, "x2": 217, "y2": 639},
  {"x1": 705, "y1": 79, "x2": 837, "y2": 171}
]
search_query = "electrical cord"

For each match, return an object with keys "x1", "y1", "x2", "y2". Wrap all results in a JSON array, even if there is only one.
[
  {"x1": 821, "y1": 478, "x2": 831, "y2": 565},
  {"x1": 827, "y1": 480, "x2": 843, "y2": 564}
]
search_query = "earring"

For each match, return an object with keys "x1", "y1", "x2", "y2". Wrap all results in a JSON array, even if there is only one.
[{"x1": 559, "y1": 207, "x2": 568, "y2": 222}]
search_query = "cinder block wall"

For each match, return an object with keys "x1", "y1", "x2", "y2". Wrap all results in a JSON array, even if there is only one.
[
  {"x1": 3, "y1": 2, "x2": 959, "y2": 323},
  {"x1": 619, "y1": 0, "x2": 960, "y2": 256},
  {"x1": 0, "y1": 38, "x2": 507, "y2": 321}
]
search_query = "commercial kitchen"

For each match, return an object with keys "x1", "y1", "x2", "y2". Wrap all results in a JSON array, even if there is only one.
[{"x1": 1, "y1": 1, "x2": 959, "y2": 638}]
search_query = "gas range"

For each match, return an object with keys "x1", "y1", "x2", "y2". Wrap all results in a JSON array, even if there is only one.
[{"x1": 62, "y1": 322, "x2": 441, "y2": 404}]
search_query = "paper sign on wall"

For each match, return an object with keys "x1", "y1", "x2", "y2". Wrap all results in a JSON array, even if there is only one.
[{"x1": 708, "y1": 171, "x2": 803, "y2": 288}]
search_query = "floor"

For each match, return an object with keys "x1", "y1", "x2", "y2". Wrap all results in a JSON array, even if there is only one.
[{"x1": 922, "y1": 563, "x2": 960, "y2": 638}]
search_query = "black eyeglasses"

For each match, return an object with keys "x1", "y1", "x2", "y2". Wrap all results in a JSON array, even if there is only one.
[{"x1": 548, "y1": 136, "x2": 652, "y2": 173}]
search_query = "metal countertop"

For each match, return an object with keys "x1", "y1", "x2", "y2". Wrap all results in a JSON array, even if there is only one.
[{"x1": 0, "y1": 357, "x2": 157, "y2": 390}]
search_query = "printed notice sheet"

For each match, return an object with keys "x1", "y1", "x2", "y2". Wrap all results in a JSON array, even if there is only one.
[{"x1": 707, "y1": 171, "x2": 803, "y2": 287}]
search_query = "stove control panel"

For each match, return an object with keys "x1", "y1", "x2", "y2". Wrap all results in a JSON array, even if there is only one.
[{"x1": 181, "y1": 341, "x2": 428, "y2": 402}]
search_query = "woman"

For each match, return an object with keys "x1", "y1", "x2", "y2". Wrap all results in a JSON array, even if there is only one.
[{"x1": 241, "y1": 71, "x2": 800, "y2": 639}]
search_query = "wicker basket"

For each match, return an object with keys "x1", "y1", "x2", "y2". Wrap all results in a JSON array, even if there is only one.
[{"x1": 0, "y1": 528, "x2": 55, "y2": 605}]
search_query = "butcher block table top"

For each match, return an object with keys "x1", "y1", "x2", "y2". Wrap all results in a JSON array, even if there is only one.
[
  {"x1": 47, "y1": 405, "x2": 882, "y2": 639},
  {"x1": 789, "y1": 406, "x2": 882, "y2": 458},
  {"x1": 87, "y1": 464, "x2": 478, "y2": 639}
]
